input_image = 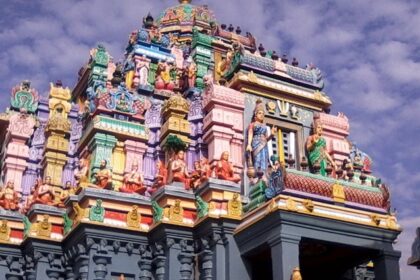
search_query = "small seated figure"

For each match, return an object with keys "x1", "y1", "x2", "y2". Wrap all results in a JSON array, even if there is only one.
[
  {"x1": 92, "y1": 160, "x2": 113, "y2": 190},
  {"x1": 149, "y1": 160, "x2": 167, "y2": 194},
  {"x1": 200, "y1": 157, "x2": 212, "y2": 179},
  {"x1": 54, "y1": 181, "x2": 74, "y2": 207},
  {"x1": 120, "y1": 163, "x2": 146, "y2": 194},
  {"x1": 22, "y1": 179, "x2": 40, "y2": 213},
  {"x1": 34, "y1": 176, "x2": 57, "y2": 206},
  {"x1": 215, "y1": 151, "x2": 241, "y2": 183},
  {"x1": 74, "y1": 158, "x2": 89, "y2": 187},
  {"x1": 190, "y1": 161, "x2": 203, "y2": 190},
  {"x1": 0, "y1": 181, "x2": 20, "y2": 211},
  {"x1": 169, "y1": 150, "x2": 191, "y2": 190}
]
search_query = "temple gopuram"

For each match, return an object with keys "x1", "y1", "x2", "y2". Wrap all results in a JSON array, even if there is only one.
[{"x1": 0, "y1": 0, "x2": 402, "y2": 279}]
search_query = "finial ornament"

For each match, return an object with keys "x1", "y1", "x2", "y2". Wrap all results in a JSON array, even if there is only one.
[{"x1": 179, "y1": 0, "x2": 192, "y2": 4}]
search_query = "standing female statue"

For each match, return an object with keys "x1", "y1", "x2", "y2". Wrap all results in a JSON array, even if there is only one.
[{"x1": 246, "y1": 99, "x2": 277, "y2": 174}]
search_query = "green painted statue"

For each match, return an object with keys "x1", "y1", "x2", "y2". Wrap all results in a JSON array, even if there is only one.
[
  {"x1": 306, "y1": 123, "x2": 336, "y2": 176},
  {"x1": 89, "y1": 199, "x2": 105, "y2": 222},
  {"x1": 152, "y1": 201, "x2": 164, "y2": 223},
  {"x1": 63, "y1": 213, "x2": 73, "y2": 235},
  {"x1": 195, "y1": 195, "x2": 209, "y2": 219}
]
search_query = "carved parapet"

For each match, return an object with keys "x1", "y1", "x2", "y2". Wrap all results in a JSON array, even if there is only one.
[
  {"x1": 195, "y1": 178, "x2": 241, "y2": 219},
  {"x1": 25, "y1": 205, "x2": 66, "y2": 241},
  {"x1": 67, "y1": 188, "x2": 153, "y2": 232},
  {"x1": 0, "y1": 210, "x2": 25, "y2": 245}
]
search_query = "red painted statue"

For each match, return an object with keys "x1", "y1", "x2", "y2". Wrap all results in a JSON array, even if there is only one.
[{"x1": 215, "y1": 151, "x2": 241, "y2": 183}]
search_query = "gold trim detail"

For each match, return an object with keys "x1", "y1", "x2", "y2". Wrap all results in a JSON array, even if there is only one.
[
  {"x1": 266, "y1": 199, "x2": 278, "y2": 214},
  {"x1": 73, "y1": 202, "x2": 87, "y2": 223},
  {"x1": 0, "y1": 220, "x2": 11, "y2": 241},
  {"x1": 227, "y1": 193, "x2": 242, "y2": 218},
  {"x1": 332, "y1": 183, "x2": 345, "y2": 203},
  {"x1": 168, "y1": 199, "x2": 184, "y2": 223},
  {"x1": 127, "y1": 205, "x2": 141, "y2": 229},
  {"x1": 371, "y1": 214, "x2": 381, "y2": 226},
  {"x1": 286, "y1": 197, "x2": 298, "y2": 211},
  {"x1": 302, "y1": 199, "x2": 314, "y2": 212},
  {"x1": 37, "y1": 215, "x2": 52, "y2": 238},
  {"x1": 291, "y1": 267, "x2": 302, "y2": 280}
]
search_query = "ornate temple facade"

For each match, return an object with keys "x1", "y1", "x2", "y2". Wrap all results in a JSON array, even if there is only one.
[{"x1": 0, "y1": 1, "x2": 401, "y2": 279}]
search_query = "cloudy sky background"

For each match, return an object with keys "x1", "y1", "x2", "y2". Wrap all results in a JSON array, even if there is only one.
[{"x1": 0, "y1": 0, "x2": 419, "y2": 278}]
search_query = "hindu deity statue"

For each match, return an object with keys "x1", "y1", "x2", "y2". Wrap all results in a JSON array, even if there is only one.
[
  {"x1": 34, "y1": 176, "x2": 57, "y2": 206},
  {"x1": 74, "y1": 158, "x2": 89, "y2": 187},
  {"x1": 187, "y1": 60, "x2": 197, "y2": 88},
  {"x1": 265, "y1": 155, "x2": 286, "y2": 199},
  {"x1": 150, "y1": 160, "x2": 167, "y2": 193},
  {"x1": 0, "y1": 181, "x2": 20, "y2": 211},
  {"x1": 215, "y1": 151, "x2": 241, "y2": 183},
  {"x1": 120, "y1": 163, "x2": 145, "y2": 194},
  {"x1": 23, "y1": 179, "x2": 40, "y2": 213},
  {"x1": 190, "y1": 161, "x2": 203, "y2": 190},
  {"x1": 305, "y1": 122, "x2": 336, "y2": 176},
  {"x1": 55, "y1": 181, "x2": 75, "y2": 207},
  {"x1": 123, "y1": 53, "x2": 136, "y2": 89},
  {"x1": 155, "y1": 60, "x2": 175, "y2": 90},
  {"x1": 246, "y1": 99, "x2": 277, "y2": 175},
  {"x1": 168, "y1": 150, "x2": 190, "y2": 190},
  {"x1": 92, "y1": 160, "x2": 113, "y2": 190}
]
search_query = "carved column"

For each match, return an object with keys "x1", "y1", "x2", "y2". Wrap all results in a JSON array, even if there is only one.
[
  {"x1": 92, "y1": 239, "x2": 112, "y2": 280},
  {"x1": 197, "y1": 237, "x2": 213, "y2": 280},
  {"x1": 152, "y1": 243, "x2": 166, "y2": 280},
  {"x1": 268, "y1": 234, "x2": 301, "y2": 280},
  {"x1": 138, "y1": 245, "x2": 153, "y2": 280},
  {"x1": 192, "y1": 28, "x2": 214, "y2": 89},
  {"x1": 87, "y1": 133, "x2": 117, "y2": 176},
  {"x1": 74, "y1": 244, "x2": 89, "y2": 280},
  {"x1": 124, "y1": 140, "x2": 147, "y2": 176},
  {"x1": 112, "y1": 141, "x2": 126, "y2": 188},
  {"x1": 4, "y1": 256, "x2": 23, "y2": 280},
  {"x1": 178, "y1": 240, "x2": 194, "y2": 280},
  {"x1": 159, "y1": 95, "x2": 191, "y2": 161},
  {"x1": 373, "y1": 250, "x2": 401, "y2": 280},
  {"x1": 202, "y1": 83, "x2": 244, "y2": 172},
  {"x1": 2, "y1": 111, "x2": 36, "y2": 193},
  {"x1": 144, "y1": 100, "x2": 163, "y2": 183}
]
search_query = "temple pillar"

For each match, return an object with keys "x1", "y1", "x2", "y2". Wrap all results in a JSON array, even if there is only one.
[
  {"x1": 202, "y1": 82, "x2": 244, "y2": 174},
  {"x1": 268, "y1": 234, "x2": 301, "y2": 280},
  {"x1": 111, "y1": 141, "x2": 126, "y2": 189},
  {"x1": 41, "y1": 152, "x2": 67, "y2": 186},
  {"x1": 124, "y1": 140, "x2": 147, "y2": 175},
  {"x1": 2, "y1": 111, "x2": 36, "y2": 193},
  {"x1": 373, "y1": 250, "x2": 401, "y2": 280},
  {"x1": 87, "y1": 133, "x2": 117, "y2": 176}
]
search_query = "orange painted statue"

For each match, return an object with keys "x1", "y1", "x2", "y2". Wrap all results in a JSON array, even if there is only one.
[
  {"x1": 216, "y1": 151, "x2": 241, "y2": 183},
  {"x1": 120, "y1": 163, "x2": 146, "y2": 194},
  {"x1": 34, "y1": 176, "x2": 57, "y2": 206},
  {"x1": 190, "y1": 161, "x2": 203, "y2": 190},
  {"x1": 150, "y1": 160, "x2": 167, "y2": 193},
  {"x1": 0, "y1": 181, "x2": 20, "y2": 211},
  {"x1": 92, "y1": 160, "x2": 113, "y2": 189},
  {"x1": 74, "y1": 158, "x2": 89, "y2": 186},
  {"x1": 168, "y1": 150, "x2": 191, "y2": 190}
]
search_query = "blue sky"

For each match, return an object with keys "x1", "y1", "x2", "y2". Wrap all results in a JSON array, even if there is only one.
[{"x1": 0, "y1": 0, "x2": 419, "y2": 278}]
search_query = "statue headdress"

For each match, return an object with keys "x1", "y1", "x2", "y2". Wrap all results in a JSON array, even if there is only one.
[{"x1": 252, "y1": 99, "x2": 265, "y2": 121}]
